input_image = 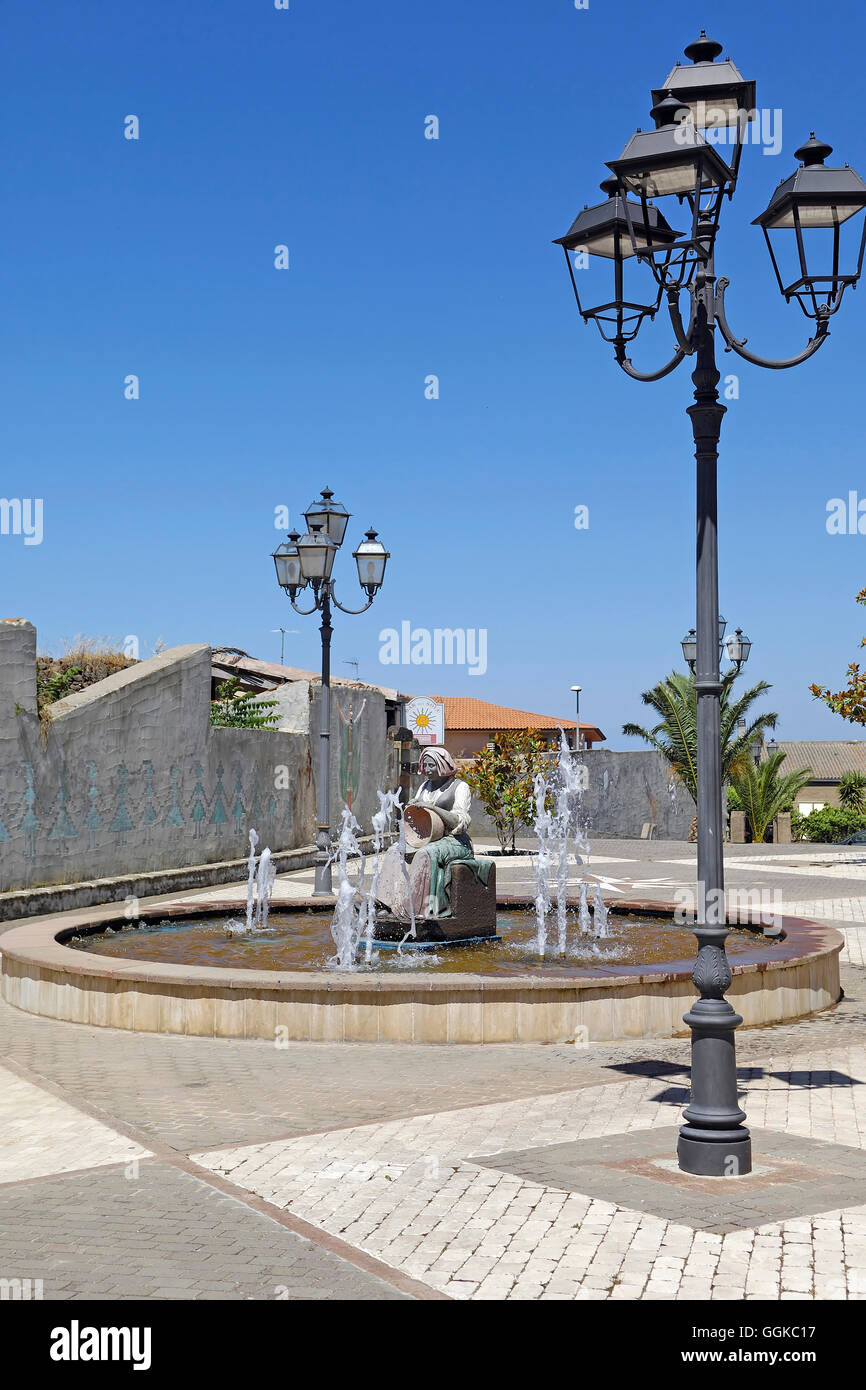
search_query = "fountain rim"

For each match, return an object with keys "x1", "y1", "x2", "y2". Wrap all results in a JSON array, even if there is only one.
[{"x1": 0, "y1": 896, "x2": 843, "y2": 995}]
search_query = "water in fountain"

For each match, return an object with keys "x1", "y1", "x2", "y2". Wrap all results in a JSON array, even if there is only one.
[
  {"x1": 533, "y1": 770, "x2": 555, "y2": 956},
  {"x1": 255, "y1": 846, "x2": 277, "y2": 931},
  {"x1": 227, "y1": 830, "x2": 278, "y2": 935},
  {"x1": 245, "y1": 828, "x2": 260, "y2": 932},
  {"x1": 555, "y1": 734, "x2": 590, "y2": 955},
  {"x1": 393, "y1": 793, "x2": 418, "y2": 954},
  {"x1": 362, "y1": 788, "x2": 404, "y2": 963},
  {"x1": 532, "y1": 731, "x2": 602, "y2": 955},
  {"x1": 578, "y1": 879, "x2": 592, "y2": 935},
  {"x1": 592, "y1": 881, "x2": 609, "y2": 938},
  {"x1": 329, "y1": 806, "x2": 366, "y2": 970}
]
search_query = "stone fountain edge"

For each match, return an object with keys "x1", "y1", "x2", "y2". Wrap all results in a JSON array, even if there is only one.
[{"x1": 0, "y1": 898, "x2": 844, "y2": 1044}]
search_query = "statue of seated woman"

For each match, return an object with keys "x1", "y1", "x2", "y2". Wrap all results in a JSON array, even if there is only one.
[{"x1": 376, "y1": 747, "x2": 477, "y2": 922}]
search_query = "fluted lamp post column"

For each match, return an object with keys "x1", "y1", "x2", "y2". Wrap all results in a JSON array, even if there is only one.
[
  {"x1": 555, "y1": 31, "x2": 866, "y2": 1175},
  {"x1": 272, "y1": 489, "x2": 389, "y2": 895}
]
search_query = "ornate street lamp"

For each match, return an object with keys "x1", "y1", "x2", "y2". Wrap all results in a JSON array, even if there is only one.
[
  {"x1": 353, "y1": 528, "x2": 390, "y2": 597},
  {"x1": 272, "y1": 530, "x2": 306, "y2": 599},
  {"x1": 753, "y1": 134, "x2": 866, "y2": 319},
  {"x1": 681, "y1": 628, "x2": 697, "y2": 670},
  {"x1": 554, "y1": 178, "x2": 681, "y2": 343},
  {"x1": 272, "y1": 489, "x2": 389, "y2": 894},
  {"x1": 303, "y1": 486, "x2": 351, "y2": 545},
  {"x1": 682, "y1": 615, "x2": 742, "y2": 673},
  {"x1": 556, "y1": 31, "x2": 866, "y2": 1177},
  {"x1": 725, "y1": 628, "x2": 752, "y2": 672}
]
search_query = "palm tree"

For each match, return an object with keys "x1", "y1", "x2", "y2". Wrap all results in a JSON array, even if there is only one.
[
  {"x1": 729, "y1": 752, "x2": 812, "y2": 844},
  {"x1": 839, "y1": 770, "x2": 866, "y2": 813},
  {"x1": 623, "y1": 670, "x2": 778, "y2": 835}
]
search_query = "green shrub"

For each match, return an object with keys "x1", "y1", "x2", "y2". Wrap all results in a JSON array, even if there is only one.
[
  {"x1": 36, "y1": 637, "x2": 137, "y2": 715},
  {"x1": 210, "y1": 676, "x2": 280, "y2": 729},
  {"x1": 839, "y1": 771, "x2": 866, "y2": 813},
  {"x1": 37, "y1": 664, "x2": 82, "y2": 708},
  {"x1": 791, "y1": 806, "x2": 866, "y2": 843}
]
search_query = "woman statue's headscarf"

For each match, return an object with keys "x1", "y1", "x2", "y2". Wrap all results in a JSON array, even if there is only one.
[{"x1": 419, "y1": 747, "x2": 458, "y2": 779}]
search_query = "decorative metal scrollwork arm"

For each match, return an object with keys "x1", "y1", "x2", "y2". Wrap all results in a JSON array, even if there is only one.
[{"x1": 714, "y1": 277, "x2": 831, "y2": 370}]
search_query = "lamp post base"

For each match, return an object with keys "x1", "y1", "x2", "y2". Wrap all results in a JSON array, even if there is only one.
[
  {"x1": 678, "y1": 992, "x2": 752, "y2": 1176},
  {"x1": 677, "y1": 1132, "x2": 752, "y2": 1177},
  {"x1": 313, "y1": 861, "x2": 333, "y2": 896}
]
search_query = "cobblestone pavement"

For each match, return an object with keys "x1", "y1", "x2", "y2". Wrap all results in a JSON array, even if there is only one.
[
  {"x1": 3, "y1": 841, "x2": 866, "y2": 1300},
  {"x1": 193, "y1": 1043, "x2": 866, "y2": 1301},
  {"x1": 0, "y1": 1163, "x2": 408, "y2": 1301}
]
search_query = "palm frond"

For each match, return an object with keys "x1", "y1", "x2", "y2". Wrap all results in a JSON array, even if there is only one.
[{"x1": 624, "y1": 667, "x2": 778, "y2": 811}]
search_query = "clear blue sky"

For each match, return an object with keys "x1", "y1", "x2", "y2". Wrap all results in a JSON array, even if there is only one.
[{"x1": 2, "y1": 0, "x2": 865, "y2": 747}]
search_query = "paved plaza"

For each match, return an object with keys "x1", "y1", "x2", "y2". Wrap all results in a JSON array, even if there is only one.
[{"x1": 3, "y1": 838, "x2": 866, "y2": 1301}]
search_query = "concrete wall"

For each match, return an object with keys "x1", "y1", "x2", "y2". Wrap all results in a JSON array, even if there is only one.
[
  {"x1": 261, "y1": 678, "x2": 393, "y2": 830},
  {"x1": 466, "y1": 749, "x2": 696, "y2": 844},
  {"x1": 793, "y1": 786, "x2": 840, "y2": 812},
  {"x1": 309, "y1": 682, "x2": 391, "y2": 829},
  {"x1": 0, "y1": 621, "x2": 317, "y2": 893},
  {"x1": 577, "y1": 750, "x2": 696, "y2": 839}
]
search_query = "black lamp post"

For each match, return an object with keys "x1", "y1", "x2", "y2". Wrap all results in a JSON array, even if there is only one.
[
  {"x1": 272, "y1": 488, "x2": 389, "y2": 894},
  {"x1": 556, "y1": 32, "x2": 866, "y2": 1177}
]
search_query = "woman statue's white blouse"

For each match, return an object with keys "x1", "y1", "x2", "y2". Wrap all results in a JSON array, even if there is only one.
[{"x1": 412, "y1": 778, "x2": 472, "y2": 836}]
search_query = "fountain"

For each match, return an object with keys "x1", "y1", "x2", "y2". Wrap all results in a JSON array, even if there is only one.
[
  {"x1": 329, "y1": 807, "x2": 366, "y2": 970},
  {"x1": 532, "y1": 732, "x2": 605, "y2": 956},
  {"x1": 4, "y1": 763, "x2": 838, "y2": 1045},
  {"x1": 578, "y1": 879, "x2": 592, "y2": 935},
  {"x1": 361, "y1": 789, "x2": 415, "y2": 960},
  {"x1": 227, "y1": 829, "x2": 277, "y2": 936}
]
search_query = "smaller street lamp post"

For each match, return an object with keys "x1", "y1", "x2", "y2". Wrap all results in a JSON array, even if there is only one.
[{"x1": 571, "y1": 684, "x2": 582, "y2": 751}]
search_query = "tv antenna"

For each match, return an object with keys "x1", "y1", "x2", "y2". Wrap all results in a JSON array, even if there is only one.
[{"x1": 271, "y1": 628, "x2": 299, "y2": 665}]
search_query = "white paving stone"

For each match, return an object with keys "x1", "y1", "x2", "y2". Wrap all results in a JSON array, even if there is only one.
[
  {"x1": 191, "y1": 1047, "x2": 866, "y2": 1301},
  {"x1": 0, "y1": 1066, "x2": 151, "y2": 1184}
]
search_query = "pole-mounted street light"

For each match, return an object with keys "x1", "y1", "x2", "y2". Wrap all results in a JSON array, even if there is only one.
[
  {"x1": 571, "y1": 684, "x2": 582, "y2": 750},
  {"x1": 682, "y1": 619, "x2": 752, "y2": 676},
  {"x1": 556, "y1": 31, "x2": 866, "y2": 1177},
  {"x1": 272, "y1": 488, "x2": 389, "y2": 894}
]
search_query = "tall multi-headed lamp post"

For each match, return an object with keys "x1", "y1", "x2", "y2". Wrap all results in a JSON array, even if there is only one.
[
  {"x1": 272, "y1": 489, "x2": 389, "y2": 895},
  {"x1": 555, "y1": 32, "x2": 866, "y2": 1176}
]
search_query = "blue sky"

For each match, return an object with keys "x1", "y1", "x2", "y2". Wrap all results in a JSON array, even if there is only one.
[{"x1": 2, "y1": 0, "x2": 865, "y2": 747}]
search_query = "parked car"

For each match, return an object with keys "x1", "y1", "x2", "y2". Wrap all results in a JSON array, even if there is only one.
[{"x1": 840, "y1": 830, "x2": 866, "y2": 844}]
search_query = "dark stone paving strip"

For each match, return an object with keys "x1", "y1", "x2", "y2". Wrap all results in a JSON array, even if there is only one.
[
  {"x1": 0, "y1": 1163, "x2": 411, "y2": 1301},
  {"x1": 0, "y1": 1052, "x2": 443, "y2": 1301},
  {"x1": 468, "y1": 1126, "x2": 866, "y2": 1233}
]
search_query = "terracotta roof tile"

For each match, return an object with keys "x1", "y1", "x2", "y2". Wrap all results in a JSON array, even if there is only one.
[{"x1": 431, "y1": 695, "x2": 604, "y2": 742}]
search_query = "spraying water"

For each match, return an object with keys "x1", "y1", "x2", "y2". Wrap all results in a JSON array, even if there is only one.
[
  {"x1": 578, "y1": 879, "x2": 593, "y2": 935},
  {"x1": 255, "y1": 846, "x2": 277, "y2": 931},
  {"x1": 532, "y1": 731, "x2": 603, "y2": 954},
  {"x1": 329, "y1": 806, "x2": 366, "y2": 970},
  {"x1": 228, "y1": 830, "x2": 277, "y2": 937},
  {"x1": 533, "y1": 771, "x2": 555, "y2": 956},
  {"x1": 245, "y1": 828, "x2": 260, "y2": 932},
  {"x1": 592, "y1": 881, "x2": 609, "y2": 937},
  {"x1": 553, "y1": 736, "x2": 589, "y2": 954},
  {"x1": 363, "y1": 789, "x2": 403, "y2": 963},
  {"x1": 394, "y1": 793, "x2": 418, "y2": 955}
]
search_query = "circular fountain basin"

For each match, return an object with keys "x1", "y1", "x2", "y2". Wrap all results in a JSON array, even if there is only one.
[
  {"x1": 0, "y1": 896, "x2": 843, "y2": 1044},
  {"x1": 68, "y1": 909, "x2": 777, "y2": 976}
]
